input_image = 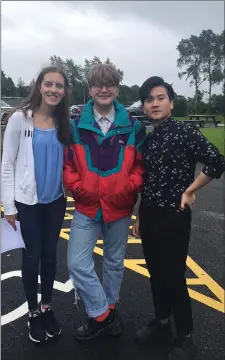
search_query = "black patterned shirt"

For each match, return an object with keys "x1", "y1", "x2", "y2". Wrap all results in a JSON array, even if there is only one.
[{"x1": 142, "y1": 117, "x2": 225, "y2": 211}]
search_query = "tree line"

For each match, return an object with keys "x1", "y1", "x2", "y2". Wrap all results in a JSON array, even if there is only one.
[{"x1": 1, "y1": 29, "x2": 224, "y2": 116}]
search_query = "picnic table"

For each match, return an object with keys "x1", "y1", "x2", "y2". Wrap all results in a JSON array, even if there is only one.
[{"x1": 183, "y1": 115, "x2": 220, "y2": 128}]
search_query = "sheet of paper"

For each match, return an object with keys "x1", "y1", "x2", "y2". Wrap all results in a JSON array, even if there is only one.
[{"x1": 1, "y1": 219, "x2": 25, "y2": 254}]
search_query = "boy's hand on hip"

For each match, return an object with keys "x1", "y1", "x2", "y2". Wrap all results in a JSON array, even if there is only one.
[{"x1": 180, "y1": 191, "x2": 196, "y2": 211}]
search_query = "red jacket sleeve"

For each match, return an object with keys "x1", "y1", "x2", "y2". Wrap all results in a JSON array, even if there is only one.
[
  {"x1": 129, "y1": 121, "x2": 146, "y2": 193},
  {"x1": 63, "y1": 146, "x2": 81, "y2": 194}
]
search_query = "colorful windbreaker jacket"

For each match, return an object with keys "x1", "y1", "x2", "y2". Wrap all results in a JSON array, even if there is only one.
[{"x1": 63, "y1": 99, "x2": 146, "y2": 223}]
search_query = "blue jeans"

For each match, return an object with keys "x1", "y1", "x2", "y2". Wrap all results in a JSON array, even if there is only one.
[{"x1": 67, "y1": 211, "x2": 131, "y2": 318}]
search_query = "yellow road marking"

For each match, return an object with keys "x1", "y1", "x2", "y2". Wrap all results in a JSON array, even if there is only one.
[
  {"x1": 2, "y1": 201, "x2": 224, "y2": 313},
  {"x1": 64, "y1": 213, "x2": 73, "y2": 220},
  {"x1": 60, "y1": 226, "x2": 225, "y2": 314},
  {"x1": 186, "y1": 256, "x2": 225, "y2": 304}
]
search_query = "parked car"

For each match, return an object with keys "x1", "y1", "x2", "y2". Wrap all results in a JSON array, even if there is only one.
[
  {"x1": 1, "y1": 100, "x2": 13, "y2": 122},
  {"x1": 125, "y1": 100, "x2": 145, "y2": 117}
]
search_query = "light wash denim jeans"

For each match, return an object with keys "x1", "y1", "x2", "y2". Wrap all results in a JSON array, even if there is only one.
[{"x1": 67, "y1": 210, "x2": 131, "y2": 318}]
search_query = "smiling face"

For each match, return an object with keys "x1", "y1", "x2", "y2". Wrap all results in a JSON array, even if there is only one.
[
  {"x1": 89, "y1": 84, "x2": 119, "y2": 108},
  {"x1": 87, "y1": 64, "x2": 121, "y2": 111},
  {"x1": 39, "y1": 72, "x2": 65, "y2": 107},
  {"x1": 143, "y1": 86, "x2": 173, "y2": 122}
]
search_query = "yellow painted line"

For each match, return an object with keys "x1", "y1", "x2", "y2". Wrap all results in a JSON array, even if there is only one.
[
  {"x1": 186, "y1": 278, "x2": 204, "y2": 285},
  {"x1": 60, "y1": 233, "x2": 142, "y2": 245},
  {"x1": 188, "y1": 288, "x2": 225, "y2": 313},
  {"x1": 96, "y1": 238, "x2": 142, "y2": 245},
  {"x1": 124, "y1": 259, "x2": 149, "y2": 277},
  {"x1": 127, "y1": 238, "x2": 142, "y2": 244},
  {"x1": 186, "y1": 256, "x2": 225, "y2": 304},
  {"x1": 94, "y1": 246, "x2": 104, "y2": 256},
  {"x1": 97, "y1": 240, "x2": 103, "y2": 244},
  {"x1": 2, "y1": 196, "x2": 224, "y2": 314},
  {"x1": 59, "y1": 228, "x2": 225, "y2": 314},
  {"x1": 60, "y1": 229, "x2": 70, "y2": 241},
  {"x1": 64, "y1": 213, "x2": 73, "y2": 220},
  {"x1": 122, "y1": 256, "x2": 225, "y2": 314}
]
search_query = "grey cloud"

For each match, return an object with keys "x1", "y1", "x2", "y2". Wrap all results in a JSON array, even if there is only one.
[
  {"x1": 2, "y1": 1, "x2": 223, "y2": 98},
  {"x1": 61, "y1": 1, "x2": 224, "y2": 36},
  {"x1": 2, "y1": 15, "x2": 17, "y2": 30}
]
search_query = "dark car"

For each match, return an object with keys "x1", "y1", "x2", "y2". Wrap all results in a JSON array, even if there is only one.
[{"x1": 70, "y1": 104, "x2": 84, "y2": 119}]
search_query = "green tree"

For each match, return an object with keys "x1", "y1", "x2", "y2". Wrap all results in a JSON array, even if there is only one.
[
  {"x1": 50, "y1": 55, "x2": 66, "y2": 71},
  {"x1": 64, "y1": 58, "x2": 83, "y2": 86},
  {"x1": 177, "y1": 35, "x2": 206, "y2": 113},
  {"x1": 82, "y1": 56, "x2": 102, "y2": 82},
  {"x1": 1, "y1": 70, "x2": 7, "y2": 95},
  {"x1": 199, "y1": 30, "x2": 224, "y2": 112},
  {"x1": 105, "y1": 57, "x2": 124, "y2": 83},
  {"x1": 82, "y1": 56, "x2": 123, "y2": 83},
  {"x1": 211, "y1": 94, "x2": 225, "y2": 116},
  {"x1": 17, "y1": 77, "x2": 28, "y2": 97},
  {"x1": 130, "y1": 85, "x2": 140, "y2": 103},
  {"x1": 119, "y1": 85, "x2": 132, "y2": 104},
  {"x1": 1, "y1": 73, "x2": 16, "y2": 96},
  {"x1": 173, "y1": 95, "x2": 188, "y2": 117}
]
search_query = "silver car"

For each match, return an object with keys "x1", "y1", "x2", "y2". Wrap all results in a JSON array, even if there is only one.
[{"x1": 1, "y1": 100, "x2": 13, "y2": 122}]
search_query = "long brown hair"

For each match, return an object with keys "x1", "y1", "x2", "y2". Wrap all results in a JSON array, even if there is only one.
[{"x1": 11, "y1": 66, "x2": 71, "y2": 144}]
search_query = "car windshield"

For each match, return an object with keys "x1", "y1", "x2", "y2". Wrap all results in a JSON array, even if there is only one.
[
  {"x1": 131, "y1": 100, "x2": 141, "y2": 107},
  {"x1": 1, "y1": 100, "x2": 11, "y2": 107}
]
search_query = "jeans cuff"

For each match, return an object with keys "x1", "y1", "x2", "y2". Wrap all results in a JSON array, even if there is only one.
[
  {"x1": 106, "y1": 297, "x2": 119, "y2": 306},
  {"x1": 86, "y1": 304, "x2": 109, "y2": 318}
]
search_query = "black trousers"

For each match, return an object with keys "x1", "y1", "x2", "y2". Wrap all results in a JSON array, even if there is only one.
[
  {"x1": 139, "y1": 202, "x2": 193, "y2": 337},
  {"x1": 16, "y1": 196, "x2": 66, "y2": 310}
]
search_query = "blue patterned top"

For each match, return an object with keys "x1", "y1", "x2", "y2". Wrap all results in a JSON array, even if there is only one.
[{"x1": 32, "y1": 127, "x2": 64, "y2": 204}]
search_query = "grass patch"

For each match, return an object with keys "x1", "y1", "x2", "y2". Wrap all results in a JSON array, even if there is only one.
[{"x1": 201, "y1": 128, "x2": 224, "y2": 154}]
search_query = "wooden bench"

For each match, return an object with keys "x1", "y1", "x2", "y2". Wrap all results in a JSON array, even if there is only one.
[{"x1": 187, "y1": 115, "x2": 220, "y2": 128}]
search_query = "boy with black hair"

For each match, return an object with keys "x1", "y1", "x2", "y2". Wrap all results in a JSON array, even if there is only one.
[{"x1": 133, "y1": 76, "x2": 225, "y2": 360}]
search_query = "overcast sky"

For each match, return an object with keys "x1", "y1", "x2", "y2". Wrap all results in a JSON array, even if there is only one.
[{"x1": 2, "y1": 1, "x2": 224, "y2": 98}]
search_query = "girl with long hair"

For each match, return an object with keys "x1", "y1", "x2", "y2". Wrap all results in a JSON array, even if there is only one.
[{"x1": 1, "y1": 65, "x2": 70, "y2": 343}]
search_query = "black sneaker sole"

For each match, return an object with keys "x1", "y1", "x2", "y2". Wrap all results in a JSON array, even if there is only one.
[
  {"x1": 28, "y1": 332, "x2": 48, "y2": 343},
  {"x1": 46, "y1": 328, "x2": 62, "y2": 338},
  {"x1": 28, "y1": 322, "x2": 48, "y2": 343}
]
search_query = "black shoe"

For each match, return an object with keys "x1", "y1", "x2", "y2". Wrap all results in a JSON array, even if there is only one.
[
  {"x1": 105, "y1": 309, "x2": 123, "y2": 337},
  {"x1": 42, "y1": 308, "x2": 61, "y2": 338},
  {"x1": 74, "y1": 310, "x2": 118, "y2": 341},
  {"x1": 134, "y1": 318, "x2": 171, "y2": 344},
  {"x1": 28, "y1": 311, "x2": 47, "y2": 343},
  {"x1": 168, "y1": 336, "x2": 194, "y2": 360}
]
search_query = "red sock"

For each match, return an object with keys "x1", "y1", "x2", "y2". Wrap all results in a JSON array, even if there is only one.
[
  {"x1": 95, "y1": 310, "x2": 110, "y2": 322},
  {"x1": 108, "y1": 304, "x2": 116, "y2": 310}
]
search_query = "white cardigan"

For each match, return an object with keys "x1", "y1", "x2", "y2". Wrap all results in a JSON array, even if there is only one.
[{"x1": 1, "y1": 110, "x2": 38, "y2": 215}]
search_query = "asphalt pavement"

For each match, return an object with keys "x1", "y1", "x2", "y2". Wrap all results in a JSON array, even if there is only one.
[{"x1": 1, "y1": 164, "x2": 225, "y2": 360}]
